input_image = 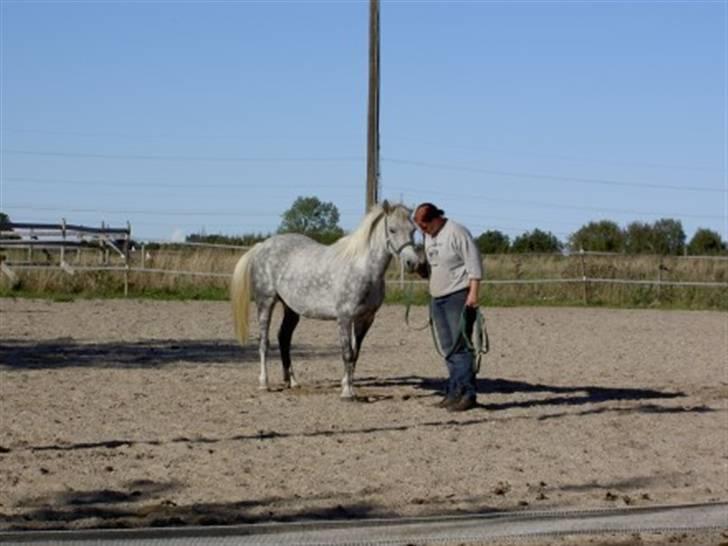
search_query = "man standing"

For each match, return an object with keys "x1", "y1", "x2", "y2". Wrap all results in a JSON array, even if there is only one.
[{"x1": 414, "y1": 203, "x2": 483, "y2": 412}]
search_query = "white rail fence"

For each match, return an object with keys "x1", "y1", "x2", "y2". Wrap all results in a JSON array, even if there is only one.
[
  {"x1": 1, "y1": 220, "x2": 135, "y2": 294},
  {"x1": 1, "y1": 220, "x2": 726, "y2": 301}
]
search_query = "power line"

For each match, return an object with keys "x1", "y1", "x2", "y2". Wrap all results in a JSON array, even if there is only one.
[
  {"x1": 3, "y1": 204, "x2": 288, "y2": 217},
  {"x1": 386, "y1": 186, "x2": 725, "y2": 220},
  {"x1": 6, "y1": 194, "x2": 722, "y2": 225},
  {"x1": 382, "y1": 157, "x2": 725, "y2": 193},
  {"x1": 385, "y1": 136, "x2": 722, "y2": 174},
  {"x1": 1, "y1": 149, "x2": 364, "y2": 164},
  {"x1": 450, "y1": 211, "x2": 586, "y2": 229},
  {"x1": 2, "y1": 176, "x2": 357, "y2": 191},
  {"x1": 1, "y1": 127, "x2": 360, "y2": 144},
  {"x1": 3, "y1": 148, "x2": 721, "y2": 193},
  {"x1": 4, "y1": 127, "x2": 719, "y2": 175},
  {"x1": 3, "y1": 204, "x2": 363, "y2": 218},
  {"x1": 5, "y1": 171, "x2": 722, "y2": 223}
]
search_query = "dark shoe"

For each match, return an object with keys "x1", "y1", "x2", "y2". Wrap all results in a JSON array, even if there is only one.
[
  {"x1": 433, "y1": 397, "x2": 454, "y2": 408},
  {"x1": 447, "y1": 396, "x2": 477, "y2": 412}
]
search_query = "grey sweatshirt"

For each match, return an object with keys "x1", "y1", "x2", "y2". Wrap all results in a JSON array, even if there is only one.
[{"x1": 424, "y1": 219, "x2": 483, "y2": 298}]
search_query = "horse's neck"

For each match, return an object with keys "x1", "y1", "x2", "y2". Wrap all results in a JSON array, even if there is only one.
[
  {"x1": 360, "y1": 226, "x2": 392, "y2": 279},
  {"x1": 336, "y1": 219, "x2": 391, "y2": 281},
  {"x1": 364, "y1": 245, "x2": 392, "y2": 279}
]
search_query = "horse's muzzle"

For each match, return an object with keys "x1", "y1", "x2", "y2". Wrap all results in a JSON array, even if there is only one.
[{"x1": 402, "y1": 247, "x2": 426, "y2": 275}]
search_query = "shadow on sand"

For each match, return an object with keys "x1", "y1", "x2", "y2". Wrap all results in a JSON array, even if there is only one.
[
  {"x1": 3, "y1": 480, "x2": 411, "y2": 531},
  {"x1": 0, "y1": 338, "x2": 339, "y2": 370}
]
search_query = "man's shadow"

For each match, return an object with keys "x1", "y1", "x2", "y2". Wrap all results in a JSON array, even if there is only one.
[{"x1": 357, "y1": 375, "x2": 709, "y2": 416}]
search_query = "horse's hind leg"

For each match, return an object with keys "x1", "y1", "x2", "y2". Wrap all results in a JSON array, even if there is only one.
[
  {"x1": 256, "y1": 297, "x2": 277, "y2": 391},
  {"x1": 278, "y1": 303, "x2": 300, "y2": 388}
]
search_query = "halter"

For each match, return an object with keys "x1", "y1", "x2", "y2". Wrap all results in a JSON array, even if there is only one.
[{"x1": 383, "y1": 214, "x2": 415, "y2": 256}]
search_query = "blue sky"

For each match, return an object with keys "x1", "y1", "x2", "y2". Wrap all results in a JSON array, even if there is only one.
[{"x1": 1, "y1": 1, "x2": 726, "y2": 246}]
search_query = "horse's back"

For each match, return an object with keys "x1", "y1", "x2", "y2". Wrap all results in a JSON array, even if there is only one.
[
  {"x1": 255, "y1": 233, "x2": 328, "y2": 265},
  {"x1": 250, "y1": 234, "x2": 342, "y2": 317}
]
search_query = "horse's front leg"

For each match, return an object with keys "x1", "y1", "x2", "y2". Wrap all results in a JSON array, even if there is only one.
[
  {"x1": 353, "y1": 313, "x2": 376, "y2": 362},
  {"x1": 337, "y1": 318, "x2": 356, "y2": 399}
]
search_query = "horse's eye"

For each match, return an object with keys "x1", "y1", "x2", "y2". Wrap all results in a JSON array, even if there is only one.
[{"x1": 389, "y1": 228, "x2": 396, "y2": 234}]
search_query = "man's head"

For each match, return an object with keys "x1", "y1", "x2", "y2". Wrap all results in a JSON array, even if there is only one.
[{"x1": 414, "y1": 203, "x2": 446, "y2": 236}]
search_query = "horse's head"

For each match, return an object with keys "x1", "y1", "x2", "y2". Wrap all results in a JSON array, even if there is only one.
[{"x1": 381, "y1": 201, "x2": 421, "y2": 273}]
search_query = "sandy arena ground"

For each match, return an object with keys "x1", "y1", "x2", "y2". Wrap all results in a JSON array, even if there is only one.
[{"x1": 0, "y1": 298, "x2": 726, "y2": 543}]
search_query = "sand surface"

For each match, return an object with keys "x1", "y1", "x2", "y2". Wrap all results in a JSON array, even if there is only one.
[{"x1": 0, "y1": 298, "x2": 726, "y2": 542}]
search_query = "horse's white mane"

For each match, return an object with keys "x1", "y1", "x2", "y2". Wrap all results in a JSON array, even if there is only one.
[{"x1": 331, "y1": 202, "x2": 411, "y2": 259}]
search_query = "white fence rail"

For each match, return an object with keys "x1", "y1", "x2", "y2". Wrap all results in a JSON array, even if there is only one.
[
  {"x1": 3, "y1": 265, "x2": 726, "y2": 287},
  {"x1": 1, "y1": 219, "x2": 133, "y2": 294}
]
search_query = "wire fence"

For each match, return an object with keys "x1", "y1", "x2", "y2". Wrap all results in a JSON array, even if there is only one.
[{"x1": 2, "y1": 221, "x2": 726, "y2": 306}]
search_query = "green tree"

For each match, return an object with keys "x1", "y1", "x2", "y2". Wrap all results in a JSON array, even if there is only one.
[
  {"x1": 624, "y1": 218, "x2": 686, "y2": 255},
  {"x1": 651, "y1": 218, "x2": 685, "y2": 255},
  {"x1": 278, "y1": 196, "x2": 344, "y2": 244},
  {"x1": 0, "y1": 213, "x2": 21, "y2": 241},
  {"x1": 511, "y1": 229, "x2": 562, "y2": 254},
  {"x1": 568, "y1": 220, "x2": 624, "y2": 252},
  {"x1": 624, "y1": 221, "x2": 655, "y2": 254},
  {"x1": 687, "y1": 228, "x2": 726, "y2": 255},
  {"x1": 476, "y1": 230, "x2": 510, "y2": 254}
]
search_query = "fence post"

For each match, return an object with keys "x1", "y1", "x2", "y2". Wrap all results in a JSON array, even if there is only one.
[
  {"x1": 102, "y1": 221, "x2": 110, "y2": 265},
  {"x1": 657, "y1": 257, "x2": 662, "y2": 303},
  {"x1": 60, "y1": 218, "x2": 66, "y2": 266},
  {"x1": 580, "y1": 248, "x2": 589, "y2": 305},
  {"x1": 1, "y1": 262, "x2": 18, "y2": 287}
]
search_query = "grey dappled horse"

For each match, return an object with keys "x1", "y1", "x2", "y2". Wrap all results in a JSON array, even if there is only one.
[{"x1": 231, "y1": 202, "x2": 421, "y2": 398}]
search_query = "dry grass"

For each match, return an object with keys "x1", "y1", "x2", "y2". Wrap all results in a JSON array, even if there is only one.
[{"x1": 1, "y1": 246, "x2": 726, "y2": 309}]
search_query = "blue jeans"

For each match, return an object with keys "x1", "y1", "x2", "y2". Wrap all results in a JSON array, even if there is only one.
[{"x1": 431, "y1": 288, "x2": 477, "y2": 401}]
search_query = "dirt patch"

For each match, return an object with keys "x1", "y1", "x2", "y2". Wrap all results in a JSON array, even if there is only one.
[{"x1": 0, "y1": 298, "x2": 726, "y2": 536}]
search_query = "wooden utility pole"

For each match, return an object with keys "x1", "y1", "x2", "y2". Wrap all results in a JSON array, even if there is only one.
[{"x1": 366, "y1": 0, "x2": 380, "y2": 212}]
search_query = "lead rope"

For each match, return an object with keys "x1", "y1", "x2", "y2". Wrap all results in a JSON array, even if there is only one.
[
  {"x1": 429, "y1": 305, "x2": 489, "y2": 374},
  {"x1": 403, "y1": 281, "x2": 490, "y2": 374}
]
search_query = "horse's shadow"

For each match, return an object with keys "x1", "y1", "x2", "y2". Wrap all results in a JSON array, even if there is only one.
[{"x1": 0, "y1": 338, "x2": 339, "y2": 370}]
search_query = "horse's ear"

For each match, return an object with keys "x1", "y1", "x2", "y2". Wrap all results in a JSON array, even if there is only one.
[{"x1": 381, "y1": 200, "x2": 391, "y2": 214}]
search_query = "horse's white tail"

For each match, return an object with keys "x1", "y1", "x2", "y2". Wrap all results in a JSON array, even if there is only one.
[{"x1": 231, "y1": 245, "x2": 259, "y2": 345}]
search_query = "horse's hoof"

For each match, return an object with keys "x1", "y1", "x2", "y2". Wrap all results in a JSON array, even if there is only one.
[
  {"x1": 258, "y1": 385, "x2": 270, "y2": 391},
  {"x1": 340, "y1": 394, "x2": 357, "y2": 401}
]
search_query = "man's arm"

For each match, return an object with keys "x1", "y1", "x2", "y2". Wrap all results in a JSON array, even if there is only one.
[
  {"x1": 466, "y1": 278, "x2": 480, "y2": 307},
  {"x1": 457, "y1": 227, "x2": 482, "y2": 307}
]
